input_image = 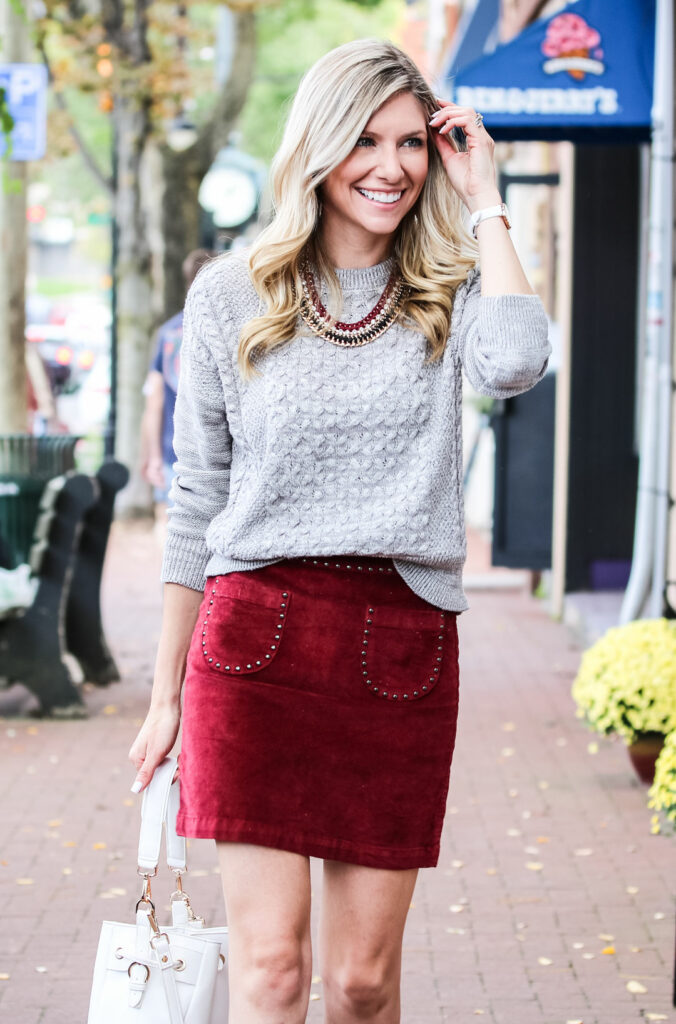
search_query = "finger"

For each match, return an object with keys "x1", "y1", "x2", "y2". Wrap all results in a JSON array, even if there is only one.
[
  {"x1": 130, "y1": 749, "x2": 162, "y2": 793},
  {"x1": 128, "y1": 736, "x2": 147, "y2": 769},
  {"x1": 436, "y1": 113, "x2": 486, "y2": 138}
]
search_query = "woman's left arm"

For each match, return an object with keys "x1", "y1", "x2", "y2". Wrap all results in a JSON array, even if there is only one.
[{"x1": 429, "y1": 98, "x2": 534, "y2": 296}]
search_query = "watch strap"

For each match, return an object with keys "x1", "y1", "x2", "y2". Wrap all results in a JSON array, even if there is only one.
[{"x1": 470, "y1": 202, "x2": 511, "y2": 238}]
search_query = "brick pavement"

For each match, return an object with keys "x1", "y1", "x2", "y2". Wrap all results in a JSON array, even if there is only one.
[{"x1": 0, "y1": 519, "x2": 674, "y2": 1024}]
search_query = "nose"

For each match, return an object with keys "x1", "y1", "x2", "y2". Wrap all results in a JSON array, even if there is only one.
[{"x1": 374, "y1": 144, "x2": 405, "y2": 183}]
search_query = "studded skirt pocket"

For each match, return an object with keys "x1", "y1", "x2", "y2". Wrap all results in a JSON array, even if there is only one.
[
  {"x1": 201, "y1": 573, "x2": 291, "y2": 675},
  {"x1": 361, "y1": 602, "x2": 450, "y2": 702}
]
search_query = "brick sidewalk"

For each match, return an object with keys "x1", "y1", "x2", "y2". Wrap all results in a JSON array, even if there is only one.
[{"x1": 0, "y1": 520, "x2": 674, "y2": 1024}]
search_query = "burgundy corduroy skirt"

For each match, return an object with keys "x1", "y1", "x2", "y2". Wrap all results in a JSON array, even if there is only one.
[{"x1": 177, "y1": 555, "x2": 460, "y2": 869}]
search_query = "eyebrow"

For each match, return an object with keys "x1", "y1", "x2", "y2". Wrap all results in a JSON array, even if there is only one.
[{"x1": 360, "y1": 128, "x2": 428, "y2": 140}]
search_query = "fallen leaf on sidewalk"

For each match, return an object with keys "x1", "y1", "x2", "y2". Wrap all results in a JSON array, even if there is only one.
[
  {"x1": 473, "y1": 1010, "x2": 485, "y2": 1015},
  {"x1": 566, "y1": 1019, "x2": 583, "y2": 1023},
  {"x1": 574, "y1": 848, "x2": 593, "y2": 856},
  {"x1": 538, "y1": 780, "x2": 549, "y2": 790},
  {"x1": 626, "y1": 980, "x2": 647, "y2": 994},
  {"x1": 645, "y1": 1014, "x2": 668, "y2": 1021},
  {"x1": 92, "y1": 842, "x2": 107, "y2": 851},
  {"x1": 47, "y1": 819, "x2": 62, "y2": 828},
  {"x1": 311, "y1": 976, "x2": 321, "y2": 984},
  {"x1": 501, "y1": 722, "x2": 516, "y2": 731},
  {"x1": 310, "y1": 994, "x2": 321, "y2": 1001},
  {"x1": 537, "y1": 957, "x2": 553, "y2": 966},
  {"x1": 598, "y1": 933, "x2": 614, "y2": 941},
  {"x1": 508, "y1": 788, "x2": 519, "y2": 797},
  {"x1": 582, "y1": 953, "x2": 595, "y2": 959},
  {"x1": 485, "y1": 868, "x2": 497, "y2": 875},
  {"x1": 630, "y1": 946, "x2": 642, "y2": 952},
  {"x1": 0, "y1": 974, "x2": 9, "y2": 980},
  {"x1": 62, "y1": 868, "x2": 72, "y2": 876},
  {"x1": 26, "y1": 727, "x2": 38, "y2": 735},
  {"x1": 102, "y1": 705, "x2": 118, "y2": 715},
  {"x1": 526, "y1": 862, "x2": 544, "y2": 871},
  {"x1": 449, "y1": 904, "x2": 465, "y2": 913},
  {"x1": 507, "y1": 828, "x2": 522, "y2": 837},
  {"x1": 62, "y1": 840, "x2": 77, "y2": 848},
  {"x1": 587, "y1": 742, "x2": 599, "y2": 754},
  {"x1": 191, "y1": 869, "x2": 208, "y2": 877},
  {"x1": 572, "y1": 942, "x2": 584, "y2": 949},
  {"x1": 123, "y1": 799, "x2": 134, "y2": 807},
  {"x1": 524, "y1": 845, "x2": 540, "y2": 854},
  {"x1": 653, "y1": 912, "x2": 665, "y2": 920},
  {"x1": 601, "y1": 946, "x2": 615, "y2": 955},
  {"x1": 536, "y1": 836, "x2": 550, "y2": 843},
  {"x1": 15, "y1": 878, "x2": 34, "y2": 885},
  {"x1": 35, "y1": 967, "x2": 47, "y2": 973},
  {"x1": 445, "y1": 927, "x2": 465, "y2": 934},
  {"x1": 626, "y1": 886, "x2": 639, "y2": 894},
  {"x1": 500, "y1": 747, "x2": 515, "y2": 757},
  {"x1": 451, "y1": 859, "x2": 464, "y2": 868}
]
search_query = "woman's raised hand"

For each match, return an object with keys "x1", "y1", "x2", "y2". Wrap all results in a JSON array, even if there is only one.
[{"x1": 428, "y1": 97, "x2": 501, "y2": 213}]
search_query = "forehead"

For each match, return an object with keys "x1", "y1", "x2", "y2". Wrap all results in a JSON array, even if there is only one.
[{"x1": 364, "y1": 92, "x2": 426, "y2": 129}]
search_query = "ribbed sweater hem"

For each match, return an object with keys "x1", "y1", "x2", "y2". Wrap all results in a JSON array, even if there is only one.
[{"x1": 201, "y1": 552, "x2": 469, "y2": 613}]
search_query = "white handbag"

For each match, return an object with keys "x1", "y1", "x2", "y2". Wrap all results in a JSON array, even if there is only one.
[{"x1": 87, "y1": 757, "x2": 229, "y2": 1024}]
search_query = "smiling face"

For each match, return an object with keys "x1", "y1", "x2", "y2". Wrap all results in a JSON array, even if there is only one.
[{"x1": 318, "y1": 91, "x2": 429, "y2": 264}]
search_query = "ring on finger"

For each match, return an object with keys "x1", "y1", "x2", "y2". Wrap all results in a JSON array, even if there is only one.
[{"x1": 474, "y1": 111, "x2": 484, "y2": 127}]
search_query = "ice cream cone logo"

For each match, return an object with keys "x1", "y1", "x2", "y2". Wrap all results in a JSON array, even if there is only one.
[{"x1": 541, "y1": 13, "x2": 605, "y2": 81}]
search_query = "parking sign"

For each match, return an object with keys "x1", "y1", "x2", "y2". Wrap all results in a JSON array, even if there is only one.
[{"x1": 0, "y1": 64, "x2": 47, "y2": 161}]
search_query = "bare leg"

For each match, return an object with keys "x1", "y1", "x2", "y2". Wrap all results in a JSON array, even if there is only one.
[
  {"x1": 217, "y1": 842, "x2": 313, "y2": 1024},
  {"x1": 319, "y1": 860, "x2": 418, "y2": 1023}
]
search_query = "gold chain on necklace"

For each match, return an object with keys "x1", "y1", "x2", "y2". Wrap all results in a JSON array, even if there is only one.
[{"x1": 298, "y1": 258, "x2": 408, "y2": 347}]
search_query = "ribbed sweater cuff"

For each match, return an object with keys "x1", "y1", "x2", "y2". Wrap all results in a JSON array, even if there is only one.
[
  {"x1": 161, "y1": 532, "x2": 210, "y2": 592},
  {"x1": 478, "y1": 294, "x2": 548, "y2": 348}
]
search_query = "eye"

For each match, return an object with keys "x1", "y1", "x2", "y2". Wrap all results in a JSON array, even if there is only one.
[
  {"x1": 355, "y1": 136, "x2": 375, "y2": 147},
  {"x1": 402, "y1": 137, "x2": 424, "y2": 148}
]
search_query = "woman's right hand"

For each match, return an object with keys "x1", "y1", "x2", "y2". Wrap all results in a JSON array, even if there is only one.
[{"x1": 128, "y1": 702, "x2": 181, "y2": 793}]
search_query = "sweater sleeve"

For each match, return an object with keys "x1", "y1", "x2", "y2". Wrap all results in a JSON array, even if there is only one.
[
  {"x1": 453, "y1": 266, "x2": 552, "y2": 398},
  {"x1": 161, "y1": 276, "x2": 233, "y2": 591}
]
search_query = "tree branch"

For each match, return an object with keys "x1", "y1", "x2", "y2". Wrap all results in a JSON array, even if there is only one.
[
  {"x1": 197, "y1": 8, "x2": 257, "y2": 162},
  {"x1": 37, "y1": 37, "x2": 114, "y2": 195}
]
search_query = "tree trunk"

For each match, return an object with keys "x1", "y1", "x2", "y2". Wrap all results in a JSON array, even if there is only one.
[
  {"x1": 149, "y1": 8, "x2": 257, "y2": 323},
  {"x1": 0, "y1": 0, "x2": 29, "y2": 434},
  {"x1": 113, "y1": 92, "x2": 154, "y2": 514}
]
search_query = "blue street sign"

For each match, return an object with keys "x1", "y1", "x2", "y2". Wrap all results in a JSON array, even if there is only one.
[
  {"x1": 0, "y1": 64, "x2": 48, "y2": 161},
  {"x1": 441, "y1": 0, "x2": 655, "y2": 143}
]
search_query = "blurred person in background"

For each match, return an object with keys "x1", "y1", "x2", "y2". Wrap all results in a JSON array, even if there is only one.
[
  {"x1": 130, "y1": 39, "x2": 550, "y2": 1024},
  {"x1": 140, "y1": 249, "x2": 213, "y2": 538}
]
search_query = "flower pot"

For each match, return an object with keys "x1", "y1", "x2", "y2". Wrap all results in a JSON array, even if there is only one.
[{"x1": 627, "y1": 732, "x2": 666, "y2": 785}]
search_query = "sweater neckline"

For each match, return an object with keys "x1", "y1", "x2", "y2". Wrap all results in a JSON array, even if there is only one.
[{"x1": 331, "y1": 256, "x2": 395, "y2": 290}]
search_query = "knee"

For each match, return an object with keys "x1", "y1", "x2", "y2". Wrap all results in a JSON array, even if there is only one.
[
  {"x1": 240, "y1": 939, "x2": 310, "y2": 1011},
  {"x1": 325, "y1": 961, "x2": 393, "y2": 1017}
]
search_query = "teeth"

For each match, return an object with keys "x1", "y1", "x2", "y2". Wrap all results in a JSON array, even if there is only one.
[{"x1": 357, "y1": 189, "x2": 402, "y2": 204}]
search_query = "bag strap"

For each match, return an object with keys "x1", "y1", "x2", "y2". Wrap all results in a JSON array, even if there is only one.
[
  {"x1": 153, "y1": 932, "x2": 185, "y2": 1024},
  {"x1": 137, "y1": 756, "x2": 187, "y2": 874}
]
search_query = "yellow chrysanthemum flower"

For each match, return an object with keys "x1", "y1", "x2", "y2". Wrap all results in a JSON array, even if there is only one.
[{"x1": 571, "y1": 618, "x2": 676, "y2": 745}]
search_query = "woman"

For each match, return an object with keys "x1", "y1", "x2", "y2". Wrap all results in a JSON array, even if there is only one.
[{"x1": 129, "y1": 38, "x2": 550, "y2": 1024}]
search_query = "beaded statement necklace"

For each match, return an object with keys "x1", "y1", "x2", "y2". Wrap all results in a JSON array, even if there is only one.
[{"x1": 298, "y1": 257, "x2": 408, "y2": 347}]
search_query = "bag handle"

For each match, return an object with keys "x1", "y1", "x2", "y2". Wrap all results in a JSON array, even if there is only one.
[{"x1": 137, "y1": 756, "x2": 187, "y2": 874}]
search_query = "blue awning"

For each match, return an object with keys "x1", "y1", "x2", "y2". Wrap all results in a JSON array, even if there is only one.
[{"x1": 439, "y1": 0, "x2": 655, "y2": 143}]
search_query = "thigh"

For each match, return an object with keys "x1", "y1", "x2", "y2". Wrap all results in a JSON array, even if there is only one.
[
  {"x1": 319, "y1": 860, "x2": 418, "y2": 969},
  {"x1": 217, "y1": 842, "x2": 312, "y2": 946}
]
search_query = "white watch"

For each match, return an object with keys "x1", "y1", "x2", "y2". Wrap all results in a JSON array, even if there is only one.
[{"x1": 470, "y1": 202, "x2": 511, "y2": 238}]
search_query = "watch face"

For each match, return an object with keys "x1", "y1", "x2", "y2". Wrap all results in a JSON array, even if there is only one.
[{"x1": 198, "y1": 167, "x2": 258, "y2": 228}]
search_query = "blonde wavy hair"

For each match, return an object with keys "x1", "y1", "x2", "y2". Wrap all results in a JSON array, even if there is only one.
[{"x1": 237, "y1": 37, "x2": 478, "y2": 380}]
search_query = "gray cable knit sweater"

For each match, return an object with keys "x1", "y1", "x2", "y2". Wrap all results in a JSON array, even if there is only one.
[{"x1": 161, "y1": 250, "x2": 551, "y2": 611}]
